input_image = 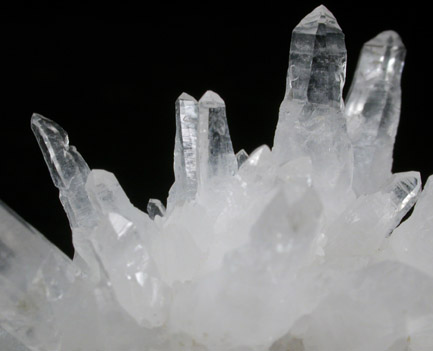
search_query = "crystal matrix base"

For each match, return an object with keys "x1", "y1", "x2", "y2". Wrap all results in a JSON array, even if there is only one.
[{"x1": 1, "y1": 6, "x2": 432, "y2": 351}]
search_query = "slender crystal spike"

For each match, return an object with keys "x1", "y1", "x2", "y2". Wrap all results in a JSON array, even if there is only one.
[
  {"x1": 197, "y1": 91, "x2": 237, "y2": 187},
  {"x1": 345, "y1": 31, "x2": 406, "y2": 195},
  {"x1": 31, "y1": 114, "x2": 98, "y2": 275},
  {"x1": 147, "y1": 198, "x2": 166, "y2": 219},
  {"x1": 273, "y1": 6, "x2": 353, "y2": 215},
  {"x1": 31, "y1": 114, "x2": 95, "y2": 229},
  {"x1": 236, "y1": 149, "x2": 249, "y2": 168},
  {"x1": 173, "y1": 93, "x2": 199, "y2": 201}
]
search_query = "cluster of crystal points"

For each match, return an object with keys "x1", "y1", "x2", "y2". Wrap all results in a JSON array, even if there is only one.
[{"x1": 1, "y1": 6, "x2": 432, "y2": 351}]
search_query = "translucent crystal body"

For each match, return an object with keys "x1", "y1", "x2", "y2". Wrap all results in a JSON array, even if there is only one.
[
  {"x1": 1, "y1": 5, "x2": 432, "y2": 351},
  {"x1": 171, "y1": 93, "x2": 199, "y2": 204},
  {"x1": 345, "y1": 31, "x2": 406, "y2": 195},
  {"x1": 197, "y1": 90, "x2": 237, "y2": 188},
  {"x1": 273, "y1": 5, "x2": 354, "y2": 217}
]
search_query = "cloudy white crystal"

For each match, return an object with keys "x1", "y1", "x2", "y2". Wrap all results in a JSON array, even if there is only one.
[{"x1": 1, "y1": 5, "x2": 433, "y2": 351}]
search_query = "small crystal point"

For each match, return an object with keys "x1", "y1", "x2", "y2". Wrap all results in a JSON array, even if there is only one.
[
  {"x1": 197, "y1": 90, "x2": 237, "y2": 187},
  {"x1": 147, "y1": 198, "x2": 166, "y2": 219},
  {"x1": 345, "y1": 31, "x2": 406, "y2": 195},
  {"x1": 390, "y1": 176, "x2": 433, "y2": 276},
  {"x1": 236, "y1": 149, "x2": 249, "y2": 168},
  {"x1": 384, "y1": 171, "x2": 421, "y2": 215},
  {"x1": 172, "y1": 92, "x2": 199, "y2": 203}
]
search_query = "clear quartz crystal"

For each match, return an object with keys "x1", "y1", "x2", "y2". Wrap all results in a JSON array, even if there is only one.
[
  {"x1": 85, "y1": 170, "x2": 169, "y2": 327},
  {"x1": 30, "y1": 114, "x2": 99, "y2": 275},
  {"x1": 30, "y1": 114, "x2": 95, "y2": 229},
  {"x1": 273, "y1": 5, "x2": 354, "y2": 217},
  {"x1": 389, "y1": 175, "x2": 433, "y2": 276},
  {"x1": 147, "y1": 198, "x2": 166, "y2": 219},
  {"x1": 345, "y1": 31, "x2": 406, "y2": 195},
  {"x1": 235, "y1": 149, "x2": 249, "y2": 168},
  {"x1": 197, "y1": 91, "x2": 237, "y2": 188},
  {"x1": 172, "y1": 93, "x2": 199, "y2": 203},
  {"x1": 1, "y1": 5, "x2": 433, "y2": 351}
]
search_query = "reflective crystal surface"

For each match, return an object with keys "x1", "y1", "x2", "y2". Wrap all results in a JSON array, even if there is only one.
[
  {"x1": 171, "y1": 93, "x2": 199, "y2": 204},
  {"x1": 197, "y1": 90, "x2": 237, "y2": 188},
  {"x1": 235, "y1": 149, "x2": 249, "y2": 168},
  {"x1": 273, "y1": 5, "x2": 354, "y2": 217},
  {"x1": 147, "y1": 198, "x2": 166, "y2": 220},
  {"x1": 1, "y1": 5, "x2": 432, "y2": 351},
  {"x1": 345, "y1": 31, "x2": 406, "y2": 195}
]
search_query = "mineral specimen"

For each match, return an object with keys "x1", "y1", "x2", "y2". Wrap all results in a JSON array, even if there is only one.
[{"x1": 1, "y1": 5, "x2": 432, "y2": 351}]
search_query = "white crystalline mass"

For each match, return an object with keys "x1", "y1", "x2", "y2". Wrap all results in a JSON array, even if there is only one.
[{"x1": 1, "y1": 5, "x2": 432, "y2": 351}]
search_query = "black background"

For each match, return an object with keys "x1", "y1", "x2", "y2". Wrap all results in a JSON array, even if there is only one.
[{"x1": 1, "y1": 5, "x2": 429, "y2": 257}]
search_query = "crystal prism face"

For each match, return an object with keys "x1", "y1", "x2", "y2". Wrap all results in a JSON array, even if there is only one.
[
  {"x1": 1, "y1": 5, "x2": 433, "y2": 351},
  {"x1": 172, "y1": 93, "x2": 199, "y2": 202},
  {"x1": 345, "y1": 30, "x2": 406, "y2": 195},
  {"x1": 286, "y1": 5, "x2": 346, "y2": 108}
]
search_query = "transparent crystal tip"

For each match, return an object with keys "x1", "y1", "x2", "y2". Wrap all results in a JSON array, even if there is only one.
[
  {"x1": 199, "y1": 90, "x2": 225, "y2": 107},
  {"x1": 296, "y1": 5, "x2": 341, "y2": 32},
  {"x1": 366, "y1": 30, "x2": 405, "y2": 50},
  {"x1": 177, "y1": 92, "x2": 197, "y2": 102}
]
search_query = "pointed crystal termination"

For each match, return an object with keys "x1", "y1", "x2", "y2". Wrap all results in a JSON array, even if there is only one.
[
  {"x1": 31, "y1": 114, "x2": 96, "y2": 229},
  {"x1": 197, "y1": 91, "x2": 237, "y2": 187},
  {"x1": 85, "y1": 170, "x2": 169, "y2": 327},
  {"x1": 31, "y1": 114, "x2": 99, "y2": 275},
  {"x1": 345, "y1": 31, "x2": 406, "y2": 195},
  {"x1": 324, "y1": 172, "x2": 420, "y2": 257},
  {"x1": 390, "y1": 175, "x2": 433, "y2": 276},
  {"x1": 273, "y1": 6, "x2": 353, "y2": 214},
  {"x1": 384, "y1": 171, "x2": 420, "y2": 215},
  {"x1": 236, "y1": 149, "x2": 249, "y2": 168},
  {"x1": 173, "y1": 93, "x2": 199, "y2": 201},
  {"x1": 147, "y1": 198, "x2": 166, "y2": 219},
  {"x1": 284, "y1": 4, "x2": 346, "y2": 108}
]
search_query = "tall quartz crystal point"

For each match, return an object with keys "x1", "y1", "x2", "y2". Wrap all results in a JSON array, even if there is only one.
[
  {"x1": 273, "y1": 5, "x2": 353, "y2": 214},
  {"x1": 31, "y1": 114, "x2": 95, "y2": 228},
  {"x1": 345, "y1": 31, "x2": 406, "y2": 195},
  {"x1": 197, "y1": 90, "x2": 237, "y2": 188},
  {"x1": 172, "y1": 93, "x2": 199, "y2": 202},
  {"x1": 31, "y1": 114, "x2": 98, "y2": 274}
]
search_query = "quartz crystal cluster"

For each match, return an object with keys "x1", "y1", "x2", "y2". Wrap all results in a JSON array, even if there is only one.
[{"x1": 1, "y1": 6, "x2": 433, "y2": 351}]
